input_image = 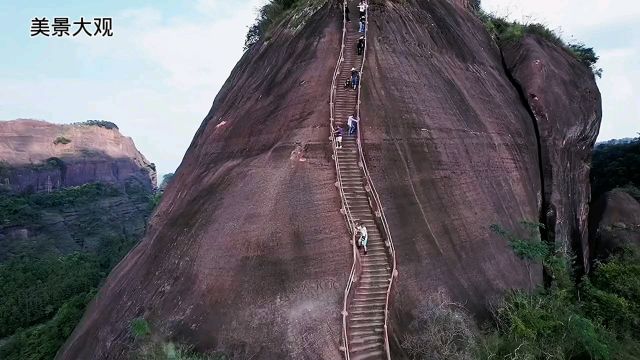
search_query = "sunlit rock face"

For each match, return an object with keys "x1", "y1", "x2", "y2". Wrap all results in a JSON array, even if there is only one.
[{"x1": 0, "y1": 119, "x2": 156, "y2": 192}]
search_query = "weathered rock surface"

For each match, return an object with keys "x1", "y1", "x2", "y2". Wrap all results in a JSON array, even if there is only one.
[
  {"x1": 589, "y1": 190, "x2": 640, "y2": 257},
  {"x1": 502, "y1": 35, "x2": 602, "y2": 271},
  {"x1": 361, "y1": 0, "x2": 543, "y2": 351},
  {"x1": 59, "y1": 0, "x2": 601, "y2": 358},
  {"x1": 60, "y1": 2, "x2": 350, "y2": 359},
  {"x1": 0, "y1": 119, "x2": 156, "y2": 192}
]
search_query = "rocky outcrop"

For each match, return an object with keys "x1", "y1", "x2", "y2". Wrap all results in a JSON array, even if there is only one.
[
  {"x1": 360, "y1": 0, "x2": 542, "y2": 350},
  {"x1": 502, "y1": 35, "x2": 602, "y2": 271},
  {"x1": 589, "y1": 190, "x2": 640, "y2": 258},
  {"x1": 0, "y1": 119, "x2": 156, "y2": 192},
  {"x1": 58, "y1": 0, "x2": 601, "y2": 358}
]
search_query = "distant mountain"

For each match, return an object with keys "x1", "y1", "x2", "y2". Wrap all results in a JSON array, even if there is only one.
[
  {"x1": 0, "y1": 119, "x2": 157, "y2": 360},
  {"x1": 596, "y1": 137, "x2": 637, "y2": 146},
  {"x1": 0, "y1": 119, "x2": 156, "y2": 193}
]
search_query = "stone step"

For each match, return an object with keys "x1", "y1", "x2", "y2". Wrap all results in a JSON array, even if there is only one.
[
  {"x1": 349, "y1": 349, "x2": 385, "y2": 360},
  {"x1": 348, "y1": 334, "x2": 383, "y2": 345},
  {"x1": 350, "y1": 314, "x2": 385, "y2": 323},
  {"x1": 349, "y1": 341, "x2": 384, "y2": 354},
  {"x1": 350, "y1": 308, "x2": 386, "y2": 315},
  {"x1": 348, "y1": 319, "x2": 384, "y2": 328},
  {"x1": 353, "y1": 295, "x2": 387, "y2": 302},
  {"x1": 349, "y1": 328, "x2": 384, "y2": 337}
]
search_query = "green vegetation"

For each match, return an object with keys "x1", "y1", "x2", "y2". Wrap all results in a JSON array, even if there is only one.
[
  {"x1": 245, "y1": 0, "x2": 301, "y2": 49},
  {"x1": 74, "y1": 120, "x2": 119, "y2": 130},
  {"x1": 244, "y1": 0, "x2": 324, "y2": 49},
  {"x1": 0, "y1": 182, "x2": 152, "y2": 359},
  {"x1": 53, "y1": 136, "x2": 71, "y2": 145},
  {"x1": 0, "y1": 237, "x2": 137, "y2": 360},
  {"x1": 474, "y1": 2, "x2": 602, "y2": 77},
  {"x1": 478, "y1": 222, "x2": 640, "y2": 359},
  {"x1": 131, "y1": 318, "x2": 152, "y2": 338},
  {"x1": 159, "y1": 173, "x2": 175, "y2": 190},
  {"x1": 403, "y1": 220, "x2": 640, "y2": 359},
  {"x1": 0, "y1": 182, "x2": 121, "y2": 227},
  {"x1": 591, "y1": 136, "x2": 640, "y2": 202},
  {"x1": 0, "y1": 291, "x2": 95, "y2": 360},
  {"x1": 131, "y1": 318, "x2": 228, "y2": 360}
]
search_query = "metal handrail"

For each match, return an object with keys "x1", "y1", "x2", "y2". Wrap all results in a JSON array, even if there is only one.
[
  {"x1": 331, "y1": 1, "x2": 361, "y2": 359},
  {"x1": 354, "y1": 3, "x2": 397, "y2": 359},
  {"x1": 332, "y1": 1, "x2": 396, "y2": 359}
]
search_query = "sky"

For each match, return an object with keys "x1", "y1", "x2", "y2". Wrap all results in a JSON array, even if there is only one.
[
  {"x1": 0, "y1": 1, "x2": 637, "y2": 177},
  {"x1": 0, "y1": 0, "x2": 266, "y2": 177}
]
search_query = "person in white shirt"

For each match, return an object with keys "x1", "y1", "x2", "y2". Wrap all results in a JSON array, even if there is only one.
[
  {"x1": 358, "y1": 1, "x2": 368, "y2": 17},
  {"x1": 356, "y1": 223, "x2": 368, "y2": 255},
  {"x1": 347, "y1": 114, "x2": 359, "y2": 135}
]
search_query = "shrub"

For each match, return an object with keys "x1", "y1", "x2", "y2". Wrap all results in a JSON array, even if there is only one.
[
  {"x1": 75, "y1": 120, "x2": 119, "y2": 130},
  {"x1": 401, "y1": 293, "x2": 477, "y2": 360},
  {"x1": 53, "y1": 136, "x2": 71, "y2": 145},
  {"x1": 478, "y1": 221, "x2": 640, "y2": 359},
  {"x1": 476, "y1": 8, "x2": 602, "y2": 76},
  {"x1": 131, "y1": 318, "x2": 152, "y2": 338},
  {"x1": 490, "y1": 221, "x2": 548, "y2": 287},
  {"x1": 244, "y1": 0, "x2": 311, "y2": 49}
]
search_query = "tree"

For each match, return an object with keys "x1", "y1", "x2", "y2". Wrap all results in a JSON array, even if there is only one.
[{"x1": 159, "y1": 173, "x2": 175, "y2": 190}]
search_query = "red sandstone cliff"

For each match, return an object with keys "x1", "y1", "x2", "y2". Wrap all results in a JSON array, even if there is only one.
[
  {"x1": 58, "y1": 0, "x2": 601, "y2": 358},
  {"x1": 0, "y1": 119, "x2": 156, "y2": 192}
]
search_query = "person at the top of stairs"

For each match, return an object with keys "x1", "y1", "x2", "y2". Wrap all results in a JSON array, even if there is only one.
[
  {"x1": 356, "y1": 223, "x2": 368, "y2": 255},
  {"x1": 357, "y1": 35, "x2": 365, "y2": 55},
  {"x1": 358, "y1": 1, "x2": 368, "y2": 17}
]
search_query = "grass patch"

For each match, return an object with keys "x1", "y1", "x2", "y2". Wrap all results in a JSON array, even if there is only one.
[
  {"x1": 53, "y1": 136, "x2": 71, "y2": 145},
  {"x1": 244, "y1": 0, "x2": 325, "y2": 49},
  {"x1": 474, "y1": 2, "x2": 602, "y2": 77},
  {"x1": 73, "y1": 120, "x2": 119, "y2": 130}
]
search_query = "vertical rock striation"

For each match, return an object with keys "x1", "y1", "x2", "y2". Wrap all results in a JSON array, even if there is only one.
[{"x1": 502, "y1": 35, "x2": 602, "y2": 271}]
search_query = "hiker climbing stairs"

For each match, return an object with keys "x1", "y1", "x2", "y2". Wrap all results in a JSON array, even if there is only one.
[{"x1": 332, "y1": 1, "x2": 393, "y2": 359}]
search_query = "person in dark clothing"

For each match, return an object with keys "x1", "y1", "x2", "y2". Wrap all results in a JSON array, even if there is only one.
[
  {"x1": 333, "y1": 126, "x2": 344, "y2": 149},
  {"x1": 357, "y1": 36, "x2": 365, "y2": 55},
  {"x1": 345, "y1": 3, "x2": 350, "y2": 22}
]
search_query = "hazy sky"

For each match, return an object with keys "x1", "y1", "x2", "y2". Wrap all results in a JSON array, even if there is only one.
[{"x1": 0, "y1": 1, "x2": 637, "y2": 177}]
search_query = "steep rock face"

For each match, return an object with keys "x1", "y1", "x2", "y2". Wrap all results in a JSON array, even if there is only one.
[
  {"x1": 59, "y1": 2, "x2": 351, "y2": 359},
  {"x1": 59, "y1": 0, "x2": 602, "y2": 358},
  {"x1": 502, "y1": 35, "x2": 602, "y2": 270},
  {"x1": 0, "y1": 119, "x2": 156, "y2": 192},
  {"x1": 589, "y1": 190, "x2": 640, "y2": 257},
  {"x1": 360, "y1": 0, "x2": 542, "y2": 349}
]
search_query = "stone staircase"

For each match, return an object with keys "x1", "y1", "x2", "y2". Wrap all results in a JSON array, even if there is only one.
[{"x1": 333, "y1": 2, "x2": 391, "y2": 359}]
